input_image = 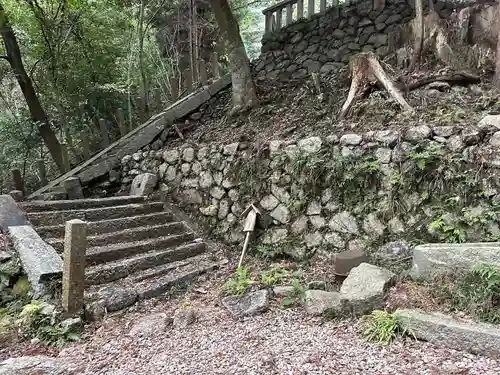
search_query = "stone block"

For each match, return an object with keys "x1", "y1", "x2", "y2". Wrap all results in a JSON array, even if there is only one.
[
  {"x1": 396, "y1": 309, "x2": 500, "y2": 357},
  {"x1": 303, "y1": 290, "x2": 342, "y2": 315},
  {"x1": 130, "y1": 173, "x2": 158, "y2": 196},
  {"x1": 8, "y1": 225, "x2": 63, "y2": 297},
  {"x1": 0, "y1": 195, "x2": 28, "y2": 231},
  {"x1": 62, "y1": 219, "x2": 87, "y2": 314},
  {"x1": 8, "y1": 190, "x2": 23, "y2": 202},
  {"x1": 63, "y1": 177, "x2": 84, "y2": 199},
  {"x1": 334, "y1": 247, "x2": 367, "y2": 276},
  {"x1": 340, "y1": 263, "x2": 395, "y2": 315},
  {"x1": 411, "y1": 243, "x2": 500, "y2": 279},
  {"x1": 222, "y1": 289, "x2": 269, "y2": 318}
]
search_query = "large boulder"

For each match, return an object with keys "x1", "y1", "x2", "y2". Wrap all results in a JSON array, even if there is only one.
[
  {"x1": 340, "y1": 263, "x2": 395, "y2": 315},
  {"x1": 0, "y1": 356, "x2": 70, "y2": 375},
  {"x1": 411, "y1": 243, "x2": 500, "y2": 279}
]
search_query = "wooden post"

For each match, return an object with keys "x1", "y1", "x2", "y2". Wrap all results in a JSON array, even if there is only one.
[
  {"x1": 169, "y1": 77, "x2": 179, "y2": 101},
  {"x1": 36, "y1": 159, "x2": 48, "y2": 185},
  {"x1": 210, "y1": 52, "x2": 220, "y2": 79},
  {"x1": 80, "y1": 133, "x2": 91, "y2": 161},
  {"x1": 320, "y1": 0, "x2": 326, "y2": 12},
  {"x1": 297, "y1": 0, "x2": 304, "y2": 19},
  {"x1": 264, "y1": 11, "x2": 273, "y2": 33},
  {"x1": 136, "y1": 96, "x2": 148, "y2": 123},
  {"x1": 286, "y1": 3, "x2": 293, "y2": 25},
  {"x1": 116, "y1": 108, "x2": 127, "y2": 137},
  {"x1": 184, "y1": 69, "x2": 193, "y2": 94},
  {"x1": 308, "y1": 0, "x2": 315, "y2": 17},
  {"x1": 199, "y1": 60, "x2": 208, "y2": 86},
  {"x1": 61, "y1": 143, "x2": 70, "y2": 173},
  {"x1": 276, "y1": 8, "x2": 283, "y2": 29},
  {"x1": 11, "y1": 168, "x2": 24, "y2": 193},
  {"x1": 154, "y1": 88, "x2": 162, "y2": 111},
  {"x1": 98, "y1": 118, "x2": 110, "y2": 148},
  {"x1": 62, "y1": 219, "x2": 87, "y2": 314}
]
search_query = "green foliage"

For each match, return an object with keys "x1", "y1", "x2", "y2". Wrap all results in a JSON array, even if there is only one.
[
  {"x1": 430, "y1": 264, "x2": 500, "y2": 324},
  {"x1": 281, "y1": 275, "x2": 306, "y2": 308},
  {"x1": 359, "y1": 310, "x2": 413, "y2": 344},
  {"x1": 255, "y1": 236, "x2": 303, "y2": 259},
  {"x1": 260, "y1": 266, "x2": 289, "y2": 286},
  {"x1": 223, "y1": 267, "x2": 255, "y2": 296}
]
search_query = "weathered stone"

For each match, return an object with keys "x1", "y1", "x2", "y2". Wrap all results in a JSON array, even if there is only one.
[
  {"x1": 270, "y1": 204, "x2": 290, "y2": 224},
  {"x1": 273, "y1": 285, "x2": 294, "y2": 297},
  {"x1": 86, "y1": 284, "x2": 137, "y2": 319},
  {"x1": 198, "y1": 171, "x2": 213, "y2": 188},
  {"x1": 260, "y1": 194, "x2": 279, "y2": 211},
  {"x1": 303, "y1": 290, "x2": 342, "y2": 315},
  {"x1": 329, "y1": 211, "x2": 358, "y2": 234},
  {"x1": 173, "y1": 307, "x2": 196, "y2": 329},
  {"x1": 387, "y1": 217, "x2": 405, "y2": 234},
  {"x1": 130, "y1": 173, "x2": 157, "y2": 196},
  {"x1": 340, "y1": 134, "x2": 362, "y2": 145},
  {"x1": 462, "y1": 126, "x2": 481, "y2": 145},
  {"x1": 306, "y1": 200, "x2": 322, "y2": 215},
  {"x1": 222, "y1": 178, "x2": 237, "y2": 189},
  {"x1": 8, "y1": 225, "x2": 62, "y2": 297},
  {"x1": 223, "y1": 142, "x2": 239, "y2": 155},
  {"x1": 200, "y1": 205, "x2": 218, "y2": 216},
  {"x1": 262, "y1": 228, "x2": 288, "y2": 245},
  {"x1": 210, "y1": 186, "x2": 226, "y2": 199},
  {"x1": 121, "y1": 155, "x2": 132, "y2": 165},
  {"x1": 396, "y1": 309, "x2": 500, "y2": 357},
  {"x1": 304, "y1": 232, "x2": 323, "y2": 248},
  {"x1": 228, "y1": 189, "x2": 239, "y2": 202},
  {"x1": 0, "y1": 195, "x2": 27, "y2": 232},
  {"x1": 291, "y1": 215, "x2": 309, "y2": 235},
  {"x1": 0, "y1": 356, "x2": 69, "y2": 375},
  {"x1": 182, "y1": 148, "x2": 195, "y2": 162},
  {"x1": 297, "y1": 136, "x2": 322, "y2": 153},
  {"x1": 132, "y1": 152, "x2": 142, "y2": 162},
  {"x1": 164, "y1": 166, "x2": 177, "y2": 182},
  {"x1": 334, "y1": 246, "x2": 367, "y2": 276},
  {"x1": 309, "y1": 215, "x2": 326, "y2": 229},
  {"x1": 362, "y1": 213, "x2": 385, "y2": 236},
  {"x1": 324, "y1": 232, "x2": 345, "y2": 249},
  {"x1": 447, "y1": 135, "x2": 465, "y2": 152},
  {"x1": 340, "y1": 263, "x2": 395, "y2": 315},
  {"x1": 180, "y1": 163, "x2": 191, "y2": 175},
  {"x1": 62, "y1": 219, "x2": 87, "y2": 314},
  {"x1": 380, "y1": 240, "x2": 411, "y2": 261},
  {"x1": 222, "y1": 289, "x2": 269, "y2": 318},
  {"x1": 197, "y1": 147, "x2": 209, "y2": 160},
  {"x1": 218, "y1": 199, "x2": 230, "y2": 220},
  {"x1": 182, "y1": 189, "x2": 203, "y2": 205},
  {"x1": 374, "y1": 147, "x2": 391, "y2": 163},
  {"x1": 9, "y1": 190, "x2": 23, "y2": 202},
  {"x1": 489, "y1": 131, "x2": 500, "y2": 147},
  {"x1": 163, "y1": 149, "x2": 179, "y2": 164},
  {"x1": 411, "y1": 242, "x2": 500, "y2": 278},
  {"x1": 478, "y1": 114, "x2": 500, "y2": 133},
  {"x1": 128, "y1": 312, "x2": 169, "y2": 337},
  {"x1": 405, "y1": 125, "x2": 432, "y2": 142},
  {"x1": 0, "y1": 250, "x2": 12, "y2": 263},
  {"x1": 271, "y1": 185, "x2": 290, "y2": 203}
]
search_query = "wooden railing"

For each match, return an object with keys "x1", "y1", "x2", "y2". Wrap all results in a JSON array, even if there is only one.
[{"x1": 263, "y1": 0, "x2": 341, "y2": 33}]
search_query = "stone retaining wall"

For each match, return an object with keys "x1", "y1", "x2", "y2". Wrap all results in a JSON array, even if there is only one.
[
  {"x1": 254, "y1": 0, "x2": 469, "y2": 80},
  {"x1": 118, "y1": 117, "x2": 500, "y2": 261}
]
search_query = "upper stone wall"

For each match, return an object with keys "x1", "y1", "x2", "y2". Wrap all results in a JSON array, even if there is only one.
[{"x1": 254, "y1": 0, "x2": 465, "y2": 80}]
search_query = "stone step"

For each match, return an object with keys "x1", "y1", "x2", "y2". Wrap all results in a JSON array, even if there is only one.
[
  {"x1": 27, "y1": 202, "x2": 165, "y2": 226},
  {"x1": 86, "y1": 233, "x2": 195, "y2": 265},
  {"x1": 22, "y1": 196, "x2": 146, "y2": 212},
  {"x1": 133, "y1": 255, "x2": 220, "y2": 300},
  {"x1": 35, "y1": 211, "x2": 175, "y2": 238},
  {"x1": 85, "y1": 242, "x2": 207, "y2": 285},
  {"x1": 84, "y1": 253, "x2": 220, "y2": 319},
  {"x1": 46, "y1": 222, "x2": 188, "y2": 252}
]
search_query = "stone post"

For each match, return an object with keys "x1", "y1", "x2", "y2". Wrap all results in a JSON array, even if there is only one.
[
  {"x1": 210, "y1": 52, "x2": 220, "y2": 79},
  {"x1": 116, "y1": 108, "x2": 127, "y2": 137},
  {"x1": 80, "y1": 133, "x2": 91, "y2": 160},
  {"x1": 61, "y1": 143, "x2": 71, "y2": 173},
  {"x1": 63, "y1": 177, "x2": 84, "y2": 199},
  {"x1": 198, "y1": 60, "x2": 208, "y2": 86},
  {"x1": 11, "y1": 167, "x2": 24, "y2": 193},
  {"x1": 98, "y1": 118, "x2": 110, "y2": 148},
  {"x1": 62, "y1": 219, "x2": 87, "y2": 314},
  {"x1": 36, "y1": 158, "x2": 48, "y2": 185},
  {"x1": 169, "y1": 77, "x2": 179, "y2": 101}
]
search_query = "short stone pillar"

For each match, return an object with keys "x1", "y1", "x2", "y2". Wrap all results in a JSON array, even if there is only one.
[
  {"x1": 62, "y1": 219, "x2": 87, "y2": 314},
  {"x1": 63, "y1": 177, "x2": 84, "y2": 200}
]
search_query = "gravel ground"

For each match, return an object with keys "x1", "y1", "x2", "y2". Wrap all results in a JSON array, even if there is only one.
[{"x1": 45, "y1": 273, "x2": 500, "y2": 375}]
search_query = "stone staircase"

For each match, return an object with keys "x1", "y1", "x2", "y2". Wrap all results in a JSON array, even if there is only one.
[{"x1": 21, "y1": 195, "x2": 220, "y2": 316}]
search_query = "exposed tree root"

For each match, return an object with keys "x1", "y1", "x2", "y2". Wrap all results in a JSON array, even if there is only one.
[
  {"x1": 340, "y1": 52, "x2": 414, "y2": 119},
  {"x1": 402, "y1": 71, "x2": 480, "y2": 90}
]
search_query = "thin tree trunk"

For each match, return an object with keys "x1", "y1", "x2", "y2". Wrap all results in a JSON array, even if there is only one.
[
  {"x1": 209, "y1": 0, "x2": 259, "y2": 114},
  {"x1": 410, "y1": 0, "x2": 423, "y2": 70},
  {"x1": 0, "y1": 4, "x2": 64, "y2": 172},
  {"x1": 138, "y1": 0, "x2": 148, "y2": 117}
]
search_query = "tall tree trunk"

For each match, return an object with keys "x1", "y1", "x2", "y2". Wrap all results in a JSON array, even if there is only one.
[
  {"x1": 410, "y1": 0, "x2": 423, "y2": 70},
  {"x1": 0, "y1": 4, "x2": 64, "y2": 172},
  {"x1": 495, "y1": 9, "x2": 500, "y2": 88},
  {"x1": 208, "y1": 0, "x2": 258, "y2": 114}
]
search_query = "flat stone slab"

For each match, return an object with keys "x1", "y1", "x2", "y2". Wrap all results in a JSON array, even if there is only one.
[
  {"x1": 340, "y1": 263, "x2": 395, "y2": 316},
  {"x1": 0, "y1": 195, "x2": 28, "y2": 232},
  {"x1": 222, "y1": 289, "x2": 269, "y2": 318},
  {"x1": 411, "y1": 243, "x2": 500, "y2": 279},
  {"x1": 303, "y1": 290, "x2": 342, "y2": 315},
  {"x1": 128, "y1": 312, "x2": 170, "y2": 337},
  {"x1": 8, "y1": 225, "x2": 63, "y2": 295},
  {"x1": 0, "y1": 355, "x2": 69, "y2": 375},
  {"x1": 396, "y1": 309, "x2": 500, "y2": 357}
]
